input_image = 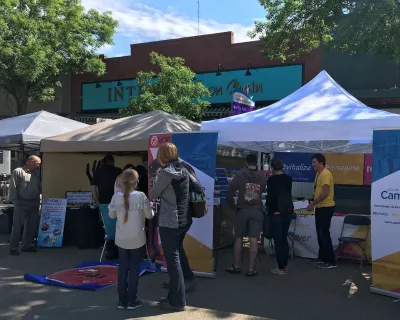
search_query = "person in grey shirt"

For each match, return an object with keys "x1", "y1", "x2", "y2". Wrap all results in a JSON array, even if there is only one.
[{"x1": 9, "y1": 155, "x2": 41, "y2": 255}]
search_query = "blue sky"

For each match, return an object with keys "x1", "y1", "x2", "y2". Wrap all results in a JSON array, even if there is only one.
[{"x1": 82, "y1": 0, "x2": 265, "y2": 57}]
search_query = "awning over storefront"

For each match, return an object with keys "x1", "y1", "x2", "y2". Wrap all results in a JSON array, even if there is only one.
[{"x1": 41, "y1": 111, "x2": 200, "y2": 152}]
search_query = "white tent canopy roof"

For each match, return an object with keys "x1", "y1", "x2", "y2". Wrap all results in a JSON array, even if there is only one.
[
  {"x1": 201, "y1": 71, "x2": 400, "y2": 153},
  {"x1": 40, "y1": 111, "x2": 200, "y2": 153},
  {"x1": 0, "y1": 111, "x2": 88, "y2": 151}
]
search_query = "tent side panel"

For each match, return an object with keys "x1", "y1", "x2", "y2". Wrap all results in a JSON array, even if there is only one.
[{"x1": 42, "y1": 153, "x2": 142, "y2": 199}]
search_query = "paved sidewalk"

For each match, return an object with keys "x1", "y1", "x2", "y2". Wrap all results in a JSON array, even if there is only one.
[{"x1": 0, "y1": 236, "x2": 398, "y2": 320}]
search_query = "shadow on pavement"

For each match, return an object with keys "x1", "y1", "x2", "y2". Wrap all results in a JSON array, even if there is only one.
[{"x1": 0, "y1": 235, "x2": 397, "y2": 320}]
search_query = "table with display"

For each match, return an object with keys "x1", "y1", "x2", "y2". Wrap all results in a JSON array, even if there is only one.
[
  {"x1": 62, "y1": 206, "x2": 104, "y2": 249},
  {"x1": 263, "y1": 210, "x2": 371, "y2": 262},
  {"x1": 213, "y1": 197, "x2": 371, "y2": 262}
]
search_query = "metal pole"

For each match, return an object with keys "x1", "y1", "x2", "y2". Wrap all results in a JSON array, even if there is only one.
[{"x1": 197, "y1": 0, "x2": 200, "y2": 35}]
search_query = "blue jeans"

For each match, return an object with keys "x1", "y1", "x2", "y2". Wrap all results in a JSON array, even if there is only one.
[
  {"x1": 159, "y1": 226, "x2": 193, "y2": 307},
  {"x1": 118, "y1": 247, "x2": 142, "y2": 305}
]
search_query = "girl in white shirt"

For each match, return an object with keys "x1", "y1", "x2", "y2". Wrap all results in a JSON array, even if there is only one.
[{"x1": 108, "y1": 169, "x2": 154, "y2": 310}]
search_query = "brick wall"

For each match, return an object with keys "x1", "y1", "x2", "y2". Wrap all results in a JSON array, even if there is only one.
[{"x1": 71, "y1": 32, "x2": 321, "y2": 114}]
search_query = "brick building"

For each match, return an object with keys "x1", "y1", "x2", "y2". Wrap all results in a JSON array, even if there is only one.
[
  {"x1": 72, "y1": 32, "x2": 321, "y2": 123},
  {"x1": 2, "y1": 31, "x2": 397, "y2": 123}
]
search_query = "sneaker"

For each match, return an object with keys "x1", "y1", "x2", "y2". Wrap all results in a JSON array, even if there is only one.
[
  {"x1": 163, "y1": 279, "x2": 196, "y2": 292},
  {"x1": 318, "y1": 263, "x2": 337, "y2": 269},
  {"x1": 158, "y1": 301, "x2": 185, "y2": 312},
  {"x1": 308, "y1": 259, "x2": 325, "y2": 264},
  {"x1": 271, "y1": 268, "x2": 287, "y2": 275},
  {"x1": 9, "y1": 250, "x2": 20, "y2": 256},
  {"x1": 127, "y1": 300, "x2": 143, "y2": 310},
  {"x1": 159, "y1": 297, "x2": 169, "y2": 303},
  {"x1": 117, "y1": 302, "x2": 126, "y2": 309}
]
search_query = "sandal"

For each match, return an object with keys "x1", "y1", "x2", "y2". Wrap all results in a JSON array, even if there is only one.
[
  {"x1": 246, "y1": 270, "x2": 258, "y2": 277},
  {"x1": 226, "y1": 265, "x2": 241, "y2": 274}
]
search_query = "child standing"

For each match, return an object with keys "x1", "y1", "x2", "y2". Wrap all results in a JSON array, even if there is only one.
[{"x1": 108, "y1": 169, "x2": 154, "y2": 310}]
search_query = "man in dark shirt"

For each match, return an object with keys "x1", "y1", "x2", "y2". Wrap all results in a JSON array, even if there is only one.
[
  {"x1": 93, "y1": 154, "x2": 122, "y2": 205},
  {"x1": 226, "y1": 154, "x2": 267, "y2": 277}
]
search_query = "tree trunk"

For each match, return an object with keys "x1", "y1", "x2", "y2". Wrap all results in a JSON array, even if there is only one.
[
  {"x1": 16, "y1": 99, "x2": 28, "y2": 115},
  {"x1": 15, "y1": 84, "x2": 29, "y2": 115}
]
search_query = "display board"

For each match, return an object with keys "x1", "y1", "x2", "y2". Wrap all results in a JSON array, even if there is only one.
[
  {"x1": 65, "y1": 191, "x2": 93, "y2": 206},
  {"x1": 148, "y1": 132, "x2": 218, "y2": 276},
  {"x1": 370, "y1": 129, "x2": 400, "y2": 299},
  {"x1": 37, "y1": 198, "x2": 67, "y2": 248},
  {"x1": 364, "y1": 154, "x2": 372, "y2": 185},
  {"x1": 274, "y1": 152, "x2": 365, "y2": 185}
]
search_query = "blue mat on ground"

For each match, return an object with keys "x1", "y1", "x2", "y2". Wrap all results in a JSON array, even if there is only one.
[{"x1": 24, "y1": 260, "x2": 161, "y2": 291}]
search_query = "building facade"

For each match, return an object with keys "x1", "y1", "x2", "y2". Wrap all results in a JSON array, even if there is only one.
[
  {"x1": 72, "y1": 32, "x2": 321, "y2": 123},
  {"x1": 1, "y1": 31, "x2": 398, "y2": 123},
  {"x1": 0, "y1": 74, "x2": 72, "y2": 119}
]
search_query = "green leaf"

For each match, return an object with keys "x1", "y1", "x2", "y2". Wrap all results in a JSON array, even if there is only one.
[
  {"x1": 251, "y1": 0, "x2": 400, "y2": 63},
  {"x1": 0, "y1": 0, "x2": 118, "y2": 114},
  {"x1": 121, "y1": 52, "x2": 211, "y2": 121}
]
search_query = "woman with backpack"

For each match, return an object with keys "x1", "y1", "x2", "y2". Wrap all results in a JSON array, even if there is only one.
[
  {"x1": 265, "y1": 158, "x2": 293, "y2": 275},
  {"x1": 150, "y1": 142, "x2": 203, "y2": 312}
]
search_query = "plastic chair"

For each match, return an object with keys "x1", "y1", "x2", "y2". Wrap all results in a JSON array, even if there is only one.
[
  {"x1": 99, "y1": 204, "x2": 116, "y2": 262},
  {"x1": 336, "y1": 215, "x2": 370, "y2": 269}
]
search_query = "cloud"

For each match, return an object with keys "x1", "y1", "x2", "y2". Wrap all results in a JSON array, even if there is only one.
[
  {"x1": 82, "y1": 0, "x2": 255, "y2": 47},
  {"x1": 98, "y1": 44, "x2": 113, "y2": 52}
]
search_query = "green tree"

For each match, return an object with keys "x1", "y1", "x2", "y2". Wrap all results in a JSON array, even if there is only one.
[
  {"x1": 249, "y1": 0, "x2": 400, "y2": 62},
  {"x1": 120, "y1": 52, "x2": 211, "y2": 121},
  {"x1": 0, "y1": 0, "x2": 118, "y2": 115}
]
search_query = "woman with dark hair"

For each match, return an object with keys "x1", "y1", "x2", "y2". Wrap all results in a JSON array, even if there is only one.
[{"x1": 265, "y1": 158, "x2": 293, "y2": 275}]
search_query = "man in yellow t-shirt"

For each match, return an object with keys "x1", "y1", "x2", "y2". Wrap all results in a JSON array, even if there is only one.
[{"x1": 307, "y1": 153, "x2": 337, "y2": 269}]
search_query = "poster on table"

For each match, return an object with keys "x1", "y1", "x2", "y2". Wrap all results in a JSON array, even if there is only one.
[
  {"x1": 370, "y1": 129, "x2": 400, "y2": 298},
  {"x1": 148, "y1": 132, "x2": 218, "y2": 276},
  {"x1": 231, "y1": 89, "x2": 255, "y2": 115},
  {"x1": 274, "y1": 152, "x2": 364, "y2": 185},
  {"x1": 37, "y1": 198, "x2": 67, "y2": 248}
]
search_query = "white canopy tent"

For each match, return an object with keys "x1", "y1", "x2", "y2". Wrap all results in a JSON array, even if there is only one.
[
  {"x1": 201, "y1": 71, "x2": 400, "y2": 153},
  {"x1": 0, "y1": 111, "x2": 88, "y2": 151},
  {"x1": 40, "y1": 111, "x2": 200, "y2": 153}
]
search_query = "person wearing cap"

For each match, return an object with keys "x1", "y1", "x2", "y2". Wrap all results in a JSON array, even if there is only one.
[{"x1": 93, "y1": 154, "x2": 122, "y2": 205}]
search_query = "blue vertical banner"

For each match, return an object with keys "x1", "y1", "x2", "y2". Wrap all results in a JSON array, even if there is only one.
[
  {"x1": 274, "y1": 152, "x2": 314, "y2": 182},
  {"x1": 370, "y1": 129, "x2": 400, "y2": 298},
  {"x1": 148, "y1": 132, "x2": 218, "y2": 276},
  {"x1": 171, "y1": 132, "x2": 217, "y2": 275},
  {"x1": 37, "y1": 198, "x2": 67, "y2": 248}
]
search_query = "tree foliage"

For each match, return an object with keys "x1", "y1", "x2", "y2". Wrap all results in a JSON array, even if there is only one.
[
  {"x1": 249, "y1": 0, "x2": 400, "y2": 62},
  {"x1": 0, "y1": 0, "x2": 118, "y2": 115},
  {"x1": 121, "y1": 52, "x2": 211, "y2": 121}
]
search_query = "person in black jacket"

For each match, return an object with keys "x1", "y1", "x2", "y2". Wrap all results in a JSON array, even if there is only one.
[
  {"x1": 150, "y1": 143, "x2": 202, "y2": 312},
  {"x1": 265, "y1": 158, "x2": 293, "y2": 275}
]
